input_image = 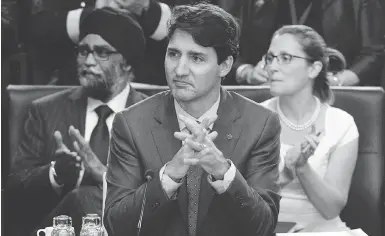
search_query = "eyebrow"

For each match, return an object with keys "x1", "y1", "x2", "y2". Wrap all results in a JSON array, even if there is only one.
[
  {"x1": 167, "y1": 47, "x2": 207, "y2": 57},
  {"x1": 188, "y1": 51, "x2": 206, "y2": 58},
  {"x1": 167, "y1": 47, "x2": 179, "y2": 52},
  {"x1": 268, "y1": 50, "x2": 305, "y2": 56},
  {"x1": 78, "y1": 44, "x2": 115, "y2": 51}
]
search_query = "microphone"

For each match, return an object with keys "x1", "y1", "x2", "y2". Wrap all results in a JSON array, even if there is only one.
[{"x1": 137, "y1": 169, "x2": 154, "y2": 236}]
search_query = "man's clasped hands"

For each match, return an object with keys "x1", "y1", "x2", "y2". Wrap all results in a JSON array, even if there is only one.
[{"x1": 164, "y1": 115, "x2": 231, "y2": 181}]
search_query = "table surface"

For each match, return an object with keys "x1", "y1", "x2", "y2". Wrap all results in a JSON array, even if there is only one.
[{"x1": 276, "y1": 228, "x2": 368, "y2": 236}]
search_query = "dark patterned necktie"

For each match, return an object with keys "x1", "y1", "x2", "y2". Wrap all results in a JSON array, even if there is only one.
[
  {"x1": 187, "y1": 164, "x2": 203, "y2": 236},
  {"x1": 184, "y1": 120, "x2": 211, "y2": 236},
  {"x1": 89, "y1": 105, "x2": 113, "y2": 165}
]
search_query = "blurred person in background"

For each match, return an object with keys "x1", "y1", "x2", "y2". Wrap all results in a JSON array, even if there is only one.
[
  {"x1": 23, "y1": 0, "x2": 171, "y2": 85},
  {"x1": 261, "y1": 25, "x2": 359, "y2": 232},
  {"x1": 223, "y1": 0, "x2": 385, "y2": 87},
  {"x1": 5, "y1": 8, "x2": 148, "y2": 236}
]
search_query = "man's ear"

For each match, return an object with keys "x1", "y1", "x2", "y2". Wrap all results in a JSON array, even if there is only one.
[
  {"x1": 308, "y1": 61, "x2": 323, "y2": 80},
  {"x1": 219, "y1": 56, "x2": 234, "y2": 78}
]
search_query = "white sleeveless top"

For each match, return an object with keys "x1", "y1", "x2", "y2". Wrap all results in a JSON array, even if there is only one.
[{"x1": 262, "y1": 98, "x2": 359, "y2": 232}]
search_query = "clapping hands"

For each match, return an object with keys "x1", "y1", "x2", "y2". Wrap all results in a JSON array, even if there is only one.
[
  {"x1": 53, "y1": 126, "x2": 106, "y2": 186},
  {"x1": 285, "y1": 127, "x2": 323, "y2": 171},
  {"x1": 53, "y1": 131, "x2": 82, "y2": 186}
]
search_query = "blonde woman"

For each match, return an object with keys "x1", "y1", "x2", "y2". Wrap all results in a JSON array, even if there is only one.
[{"x1": 262, "y1": 25, "x2": 359, "y2": 232}]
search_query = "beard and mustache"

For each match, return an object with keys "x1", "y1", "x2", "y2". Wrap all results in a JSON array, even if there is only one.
[{"x1": 77, "y1": 62, "x2": 129, "y2": 101}]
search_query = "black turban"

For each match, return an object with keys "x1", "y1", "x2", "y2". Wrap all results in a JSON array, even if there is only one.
[{"x1": 79, "y1": 7, "x2": 145, "y2": 69}]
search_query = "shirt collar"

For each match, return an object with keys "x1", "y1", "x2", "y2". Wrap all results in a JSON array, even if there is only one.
[
  {"x1": 87, "y1": 83, "x2": 130, "y2": 114},
  {"x1": 174, "y1": 93, "x2": 220, "y2": 131}
]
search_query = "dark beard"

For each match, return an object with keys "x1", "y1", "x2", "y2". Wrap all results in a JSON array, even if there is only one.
[
  {"x1": 83, "y1": 83, "x2": 112, "y2": 102},
  {"x1": 77, "y1": 70, "x2": 114, "y2": 101},
  {"x1": 78, "y1": 62, "x2": 128, "y2": 102}
]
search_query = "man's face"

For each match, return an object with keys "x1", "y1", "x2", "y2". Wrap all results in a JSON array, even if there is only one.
[
  {"x1": 165, "y1": 30, "x2": 228, "y2": 103},
  {"x1": 77, "y1": 34, "x2": 129, "y2": 101}
]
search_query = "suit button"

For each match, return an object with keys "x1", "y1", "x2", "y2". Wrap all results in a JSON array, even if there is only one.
[{"x1": 152, "y1": 202, "x2": 160, "y2": 210}]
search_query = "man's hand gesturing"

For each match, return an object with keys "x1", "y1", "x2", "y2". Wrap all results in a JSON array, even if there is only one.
[{"x1": 53, "y1": 131, "x2": 82, "y2": 186}]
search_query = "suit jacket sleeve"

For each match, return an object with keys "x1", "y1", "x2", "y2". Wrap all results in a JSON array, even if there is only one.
[
  {"x1": 213, "y1": 112, "x2": 281, "y2": 236},
  {"x1": 350, "y1": 0, "x2": 385, "y2": 85},
  {"x1": 104, "y1": 112, "x2": 179, "y2": 236},
  {"x1": 6, "y1": 102, "x2": 59, "y2": 203}
]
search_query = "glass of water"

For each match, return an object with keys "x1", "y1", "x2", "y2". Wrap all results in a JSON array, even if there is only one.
[{"x1": 52, "y1": 215, "x2": 75, "y2": 236}]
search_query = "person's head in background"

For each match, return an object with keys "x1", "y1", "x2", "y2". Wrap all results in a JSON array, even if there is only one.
[
  {"x1": 265, "y1": 25, "x2": 346, "y2": 105},
  {"x1": 165, "y1": 2, "x2": 239, "y2": 114},
  {"x1": 77, "y1": 7, "x2": 145, "y2": 102}
]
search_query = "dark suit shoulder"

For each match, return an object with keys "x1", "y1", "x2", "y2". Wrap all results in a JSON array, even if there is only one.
[
  {"x1": 120, "y1": 90, "x2": 169, "y2": 118},
  {"x1": 135, "y1": 90, "x2": 149, "y2": 101},
  {"x1": 229, "y1": 91, "x2": 276, "y2": 119},
  {"x1": 32, "y1": 88, "x2": 78, "y2": 108}
]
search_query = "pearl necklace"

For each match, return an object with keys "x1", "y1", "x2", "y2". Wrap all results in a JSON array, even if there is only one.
[{"x1": 277, "y1": 96, "x2": 321, "y2": 131}]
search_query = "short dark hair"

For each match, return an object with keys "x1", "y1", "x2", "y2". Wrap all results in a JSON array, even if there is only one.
[
  {"x1": 273, "y1": 25, "x2": 346, "y2": 104},
  {"x1": 167, "y1": 2, "x2": 240, "y2": 64}
]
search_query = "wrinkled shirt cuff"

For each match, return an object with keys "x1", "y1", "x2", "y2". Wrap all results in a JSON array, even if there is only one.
[{"x1": 208, "y1": 160, "x2": 236, "y2": 194}]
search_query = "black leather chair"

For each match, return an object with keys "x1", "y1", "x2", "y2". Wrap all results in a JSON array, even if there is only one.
[{"x1": 5, "y1": 84, "x2": 384, "y2": 236}]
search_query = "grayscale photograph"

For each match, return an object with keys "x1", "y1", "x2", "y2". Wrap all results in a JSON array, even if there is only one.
[{"x1": 2, "y1": 0, "x2": 384, "y2": 236}]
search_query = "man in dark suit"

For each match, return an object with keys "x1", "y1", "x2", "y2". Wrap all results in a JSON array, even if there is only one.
[
  {"x1": 224, "y1": 0, "x2": 385, "y2": 86},
  {"x1": 5, "y1": 8, "x2": 148, "y2": 236},
  {"x1": 104, "y1": 3, "x2": 281, "y2": 236}
]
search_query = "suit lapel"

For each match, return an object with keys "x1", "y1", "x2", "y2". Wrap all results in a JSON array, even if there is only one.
[
  {"x1": 125, "y1": 86, "x2": 145, "y2": 108},
  {"x1": 67, "y1": 87, "x2": 87, "y2": 138},
  {"x1": 197, "y1": 88, "x2": 243, "y2": 231},
  {"x1": 151, "y1": 92, "x2": 181, "y2": 165},
  {"x1": 150, "y1": 92, "x2": 189, "y2": 223}
]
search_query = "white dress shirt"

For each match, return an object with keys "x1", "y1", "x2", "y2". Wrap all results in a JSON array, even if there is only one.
[
  {"x1": 50, "y1": 84, "x2": 131, "y2": 192},
  {"x1": 160, "y1": 93, "x2": 236, "y2": 198}
]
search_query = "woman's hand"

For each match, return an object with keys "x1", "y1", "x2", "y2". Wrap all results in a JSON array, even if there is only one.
[
  {"x1": 285, "y1": 131, "x2": 323, "y2": 170},
  {"x1": 284, "y1": 142, "x2": 307, "y2": 170}
]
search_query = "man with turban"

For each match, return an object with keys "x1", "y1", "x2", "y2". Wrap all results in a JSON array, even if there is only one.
[
  {"x1": 5, "y1": 7, "x2": 148, "y2": 236},
  {"x1": 25, "y1": 0, "x2": 171, "y2": 85}
]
